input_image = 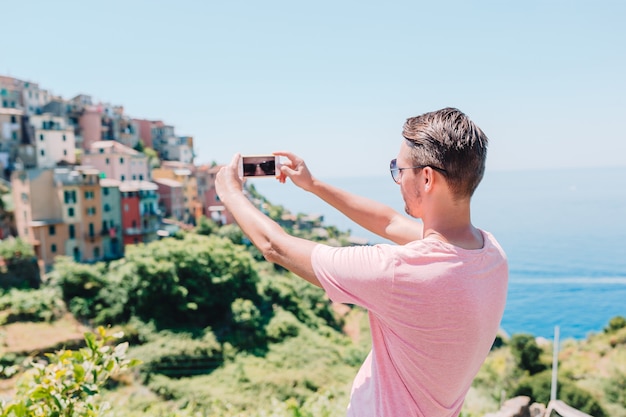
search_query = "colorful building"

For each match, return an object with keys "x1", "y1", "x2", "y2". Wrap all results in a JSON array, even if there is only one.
[
  {"x1": 119, "y1": 181, "x2": 160, "y2": 245},
  {"x1": 0, "y1": 107, "x2": 23, "y2": 176},
  {"x1": 196, "y1": 164, "x2": 233, "y2": 225},
  {"x1": 153, "y1": 178, "x2": 184, "y2": 221},
  {"x1": 151, "y1": 161, "x2": 199, "y2": 223},
  {"x1": 82, "y1": 140, "x2": 149, "y2": 182},
  {"x1": 11, "y1": 166, "x2": 105, "y2": 269},
  {"x1": 100, "y1": 178, "x2": 123, "y2": 259},
  {"x1": 28, "y1": 114, "x2": 77, "y2": 168}
]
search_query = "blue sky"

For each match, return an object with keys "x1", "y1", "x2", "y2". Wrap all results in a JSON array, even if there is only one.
[{"x1": 3, "y1": 0, "x2": 625, "y2": 178}]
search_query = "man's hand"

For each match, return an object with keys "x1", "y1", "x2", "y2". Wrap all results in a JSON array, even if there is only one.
[
  {"x1": 274, "y1": 151, "x2": 315, "y2": 191},
  {"x1": 215, "y1": 153, "x2": 244, "y2": 202}
]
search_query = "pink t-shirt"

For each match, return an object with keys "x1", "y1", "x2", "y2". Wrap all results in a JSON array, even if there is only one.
[{"x1": 311, "y1": 230, "x2": 508, "y2": 417}]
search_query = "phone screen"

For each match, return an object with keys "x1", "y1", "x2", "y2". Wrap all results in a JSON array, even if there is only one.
[{"x1": 241, "y1": 156, "x2": 277, "y2": 177}]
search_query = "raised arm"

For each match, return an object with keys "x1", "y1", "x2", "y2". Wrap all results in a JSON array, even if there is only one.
[
  {"x1": 274, "y1": 151, "x2": 423, "y2": 245},
  {"x1": 215, "y1": 154, "x2": 321, "y2": 287}
]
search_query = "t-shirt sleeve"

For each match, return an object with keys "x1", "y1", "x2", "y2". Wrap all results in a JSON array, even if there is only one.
[{"x1": 311, "y1": 243, "x2": 396, "y2": 311}]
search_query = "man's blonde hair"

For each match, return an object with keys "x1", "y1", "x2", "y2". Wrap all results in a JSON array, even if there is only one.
[{"x1": 402, "y1": 107, "x2": 488, "y2": 199}]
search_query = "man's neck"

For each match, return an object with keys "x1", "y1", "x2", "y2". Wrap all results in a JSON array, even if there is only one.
[{"x1": 422, "y1": 202, "x2": 483, "y2": 250}]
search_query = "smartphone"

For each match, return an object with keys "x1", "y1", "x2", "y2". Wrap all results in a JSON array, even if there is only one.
[{"x1": 239, "y1": 155, "x2": 280, "y2": 178}]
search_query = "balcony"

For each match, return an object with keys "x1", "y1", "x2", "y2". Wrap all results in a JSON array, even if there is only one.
[
  {"x1": 124, "y1": 224, "x2": 160, "y2": 236},
  {"x1": 84, "y1": 231, "x2": 103, "y2": 241}
]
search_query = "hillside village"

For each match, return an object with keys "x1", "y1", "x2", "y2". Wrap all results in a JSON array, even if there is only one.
[{"x1": 0, "y1": 74, "x2": 277, "y2": 270}]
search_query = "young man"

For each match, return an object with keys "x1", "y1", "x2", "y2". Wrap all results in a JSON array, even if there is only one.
[{"x1": 215, "y1": 107, "x2": 508, "y2": 417}]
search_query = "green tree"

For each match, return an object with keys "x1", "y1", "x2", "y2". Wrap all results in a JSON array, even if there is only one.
[
  {"x1": 605, "y1": 315, "x2": 626, "y2": 333},
  {"x1": 114, "y1": 234, "x2": 259, "y2": 329},
  {"x1": 216, "y1": 224, "x2": 244, "y2": 245},
  {"x1": 194, "y1": 215, "x2": 219, "y2": 236},
  {"x1": 143, "y1": 147, "x2": 160, "y2": 169},
  {"x1": 510, "y1": 333, "x2": 547, "y2": 375},
  {"x1": 49, "y1": 257, "x2": 109, "y2": 320},
  {"x1": 0, "y1": 238, "x2": 40, "y2": 289},
  {"x1": 133, "y1": 139, "x2": 145, "y2": 153}
]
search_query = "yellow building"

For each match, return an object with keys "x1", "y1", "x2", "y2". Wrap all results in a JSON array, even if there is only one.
[{"x1": 11, "y1": 167, "x2": 104, "y2": 269}]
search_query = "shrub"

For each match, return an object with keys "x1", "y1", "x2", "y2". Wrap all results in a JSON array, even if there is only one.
[
  {"x1": 194, "y1": 216, "x2": 218, "y2": 236},
  {"x1": 605, "y1": 315, "x2": 626, "y2": 334},
  {"x1": 510, "y1": 333, "x2": 547, "y2": 375},
  {"x1": 226, "y1": 298, "x2": 267, "y2": 351},
  {"x1": 49, "y1": 257, "x2": 109, "y2": 320},
  {"x1": 129, "y1": 329, "x2": 223, "y2": 378},
  {"x1": 266, "y1": 308, "x2": 301, "y2": 342},
  {"x1": 0, "y1": 327, "x2": 140, "y2": 417},
  {"x1": 215, "y1": 224, "x2": 244, "y2": 245},
  {"x1": 116, "y1": 233, "x2": 260, "y2": 329},
  {"x1": 258, "y1": 272, "x2": 338, "y2": 331},
  {"x1": 0, "y1": 287, "x2": 66, "y2": 324},
  {"x1": 0, "y1": 238, "x2": 40, "y2": 290},
  {"x1": 604, "y1": 367, "x2": 626, "y2": 408},
  {"x1": 513, "y1": 370, "x2": 606, "y2": 416}
]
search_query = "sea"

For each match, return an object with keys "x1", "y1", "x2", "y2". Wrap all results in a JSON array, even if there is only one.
[{"x1": 249, "y1": 166, "x2": 626, "y2": 341}]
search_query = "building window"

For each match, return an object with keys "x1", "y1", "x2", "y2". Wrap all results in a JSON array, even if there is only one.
[
  {"x1": 139, "y1": 174, "x2": 144, "y2": 180},
  {"x1": 68, "y1": 207, "x2": 75, "y2": 217},
  {"x1": 64, "y1": 191, "x2": 72, "y2": 203},
  {"x1": 40, "y1": 150, "x2": 45, "y2": 156},
  {"x1": 48, "y1": 225, "x2": 56, "y2": 235},
  {"x1": 121, "y1": 175, "x2": 125, "y2": 181},
  {"x1": 51, "y1": 244, "x2": 57, "y2": 253},
  {"x1": 103, "y1": 187, "x2": 109, "y2": 196},
  {"x1": 94, "y1": 247, "x2": 100, "y2": 258},
  {"x1": 89, "y1": 223, "x2": 95, "y2": 237},
  {"x1": 105, "y1": 158, "x2": 109, "y2": 165},
  {"x1": 39, "y1": 134, "x2": 44, "y2": 141},
  {"x1": 120, "y1": 157, "x2": 124, "y2": 164},
  {"x1": 69, "y1": 224, "x2": 75, "y2": 239},
  {"x1": 62, "y1": 135, "x2": 66, "y2": 141},
  {"x1": 104, "y1": 203, "x2": 110, "y2": 212},
  {"x1": 99, "y1": 148, "x2": 104, "y2": 154},
  {"x1": 63, "y1": 149, "x2": 67, "y2": 156}
]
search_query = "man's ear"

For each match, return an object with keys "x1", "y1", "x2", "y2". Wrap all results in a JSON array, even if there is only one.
[{"x1": 423, "y1": 167, "x2": 433, "y2": 191}]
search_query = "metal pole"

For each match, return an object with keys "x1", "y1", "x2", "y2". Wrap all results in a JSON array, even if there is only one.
[{"x1": 551, "y1": 325, "x2": 560, "y2": 402}]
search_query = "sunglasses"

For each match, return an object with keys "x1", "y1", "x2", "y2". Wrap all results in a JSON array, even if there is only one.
[
  {"x1": 243, "y1": 160, "x2": 276, "y2": 176},
  {"x1": 389, "y1": 158, "x2": 447, "y2": 183}
]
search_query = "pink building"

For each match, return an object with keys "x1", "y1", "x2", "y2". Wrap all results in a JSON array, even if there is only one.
[
  {"x1": 196, "y1": 164, "x2": 234, "y2": 225},
  {"x1": 154, "y1": 178, "x2": 184, "y2": 221},
  {"x1": 79, "y1": 105, "x2": 103, "y2": 152},
  {"x1": 132, "y1": 118, "x2": 157, "y2": 149},
  {"x1": 82, "y1": 140, "x2": 149, "y2": 182}
]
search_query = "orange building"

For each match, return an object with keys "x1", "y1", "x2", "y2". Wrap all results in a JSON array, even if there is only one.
[{"x1": 11, "y1": 166, "x2": 104, "y2": 269}]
